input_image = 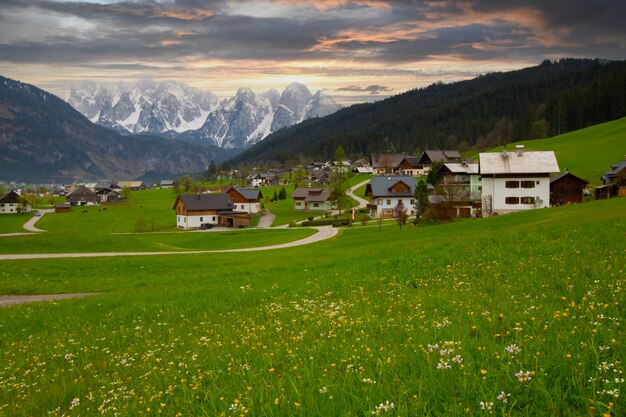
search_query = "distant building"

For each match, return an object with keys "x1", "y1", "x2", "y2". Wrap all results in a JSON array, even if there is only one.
[
  {"x1": 160, "y1": 180, "x2": 174, "y2": 188},
  {"x1": 66, "y1": 186, "x2": 99, "y2": 206},
  {"x1": 480, "y1": 146, "x2": 559, "y2": 216},
  {"x1": 55, "y1": 203, "x2": 72, "y2": 213},
  {"x1": 248, "y1": 173, "x2": 278, "y2": 187},
  {"x1": 371, "y1": 153, "x2": 406, "y2": 174},
  {"x1": 115, "y1": 181, "x2": 148, "y2": 191},
  {"x1": 95, "y1": 188, "x2": 121, "y2": 204},
  {"x1": 290, "y1": 188, "x2": 336, "y2": 211},
  {"x1": 0, "y1": 190, "x2": 31, "y2": 214}
]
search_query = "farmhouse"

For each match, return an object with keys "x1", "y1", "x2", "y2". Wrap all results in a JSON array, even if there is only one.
[
  {"x1": 597, "y1": 159, "x2": 626, "y2": 199},
  {"x1": 66, "y1": 185, "x2": 99, "y2": 206},
  {"x1": 371, "y1": 153, "x2": 406, "y2": 174},
  {"x1": 439, "y1": 162, "x2": 481, "y2": 200},
  {"x1": 95, "y1": 188, "x2": 121, "y2": 203},
  {"x1": 115, "y1": 181, "x2": 148, "y2": 191},
  {"x1": 365, "y1": 176, "x2": 417, "y2": 218},
  {"x1": 248, "y1": 173, "x2": 278, "y2": 187},
  {"x1": 290, "y1": 188, "x2": 336, "y2": 211},
  {"x1": 479, "y1": 146, "x2": 559, "y2": 216},
  {"x1": 225, "y1": 186, "x2": 263, "y2": 214},
  {"x1": 0, "y1": 190, "x2": 31, "y2": 214},
  {"x1": 173, "y1": 193, "x2": 249, "y2": 229},
  {"x1": 550, "y1": 172, "x2": 589, "y2": 205},
  {"x1": 417, "y1": 150, "x2": 462, "y2": 170}
]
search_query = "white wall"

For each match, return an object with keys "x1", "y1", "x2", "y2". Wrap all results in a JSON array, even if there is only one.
[
  {"x1": 369, "y1": 197, "x2": 415, "y2": 218},
  {"x1": 481, "y1": 176, "x2": 550, "y2": 215},
  {"x1": 0, "y1": 203, "x2": 31, "y2": 214},
  {"x1": 176, "y1": 214, "x2": 219, "y2": 229},
  {"x1": 234, "y1": 202, "x2": 260, "y2": 214}
]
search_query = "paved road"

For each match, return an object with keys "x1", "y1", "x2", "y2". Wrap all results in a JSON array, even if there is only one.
[
  {"x1": 0, "y1": 226, "x2": 339, "y2": 261},
  {"x1": 256, "y1": 212, "x2": 275, "y2": 229},
  {"x1": 347, "y1": 179, "x2": 370, "y2": 209},
  {"x1": 22, "y1": 209, "x2": 54, "y2": 232}
]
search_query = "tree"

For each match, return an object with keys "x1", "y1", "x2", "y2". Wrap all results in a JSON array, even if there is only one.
[
  {"x1": 272, "y1": 191, "x2": 278, "y2": 201},
  {"x1": 278, "y1": 186, "x2": 287, "y2": 200},
  {"x1": 334, "y1": 144, "x2": 346, "y2": 162},
  {"x1": 529, "y1": 119, "x2": 549, "y2": 139},
  {"x1": 394, "y1": 201, "x2": 408, "y2": 229},
  {"x1": 206, "y1": 161, "x2": 218, "y2": 182},
  {"x1": 120, "y1": 187, "x2": 132, "y2": 200},
  {"x1": 174, "y1": 175, "x2": 193, "y2": 193},
  {"x1": 414, "y1": 179, "x2": 430, "y2": 218},
  {"x1": 292, "y1": 165, "x2": 307, "y2": 187},
  {"x1": 426, "y1": 161, "x2": 444, "y2": 186}
]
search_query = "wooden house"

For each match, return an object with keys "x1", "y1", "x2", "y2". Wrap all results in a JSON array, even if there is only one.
[
  {"x1": 225, "y1": 186, "x2": 263, "y2": 214},
  {"x1": 54, "y1": 203, "x2": 72, "y2": 213},
  {"x1": 370, "y1": 153, "x2": 406, "y2": 174},
  {"x1": 550, "y1": 172, "x2": 589, "y2": 205},
  {"x1": 96, "y1": 188, "x2": 121, "y2": 203},
  {"x1": 173, "y1": 193, "x2": 249, "y2": 229},
  {"x1": 66, "y1": 186, "x2": 99, "y2": 206}
]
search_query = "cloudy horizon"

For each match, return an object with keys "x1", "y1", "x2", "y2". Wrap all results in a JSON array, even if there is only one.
[{"x1": 1, "y1": 0, "x2": 624, "y2": 104}]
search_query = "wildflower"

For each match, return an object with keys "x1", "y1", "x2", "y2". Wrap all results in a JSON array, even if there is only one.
[
  {"x1": 496, "y1": 391, "x2": 510, "y2": 403},
  {"x1": 362, "y1": 378, "x2": 377, "y2": 384},
  {"x1": 371, "y1": 400, "x2": 395, "y2": 414},
  {"x1": 480, "y1": 369, "x2": 488, "y2": 375},
  {"x1": 319, "y1": 386, "x2": 327, "y2": 394},
  {"x1": 69, "y1": 398, "x2": 80, "y2": 410},
  {"x1": 437, "y1": 360, "x2": 451, "y2": 370},
  {"x1": 480, "y1": 401, "x2": 494, "y2": 413},
  {"x1": 505, "y1": 344, "x2": 521, "y2": 355},
  {"x1": 428, "y1": 343, "x2": 439, "y2": 352},
  {"x1": 515, "y1": 370, "x2": 533, "y2": 383}
]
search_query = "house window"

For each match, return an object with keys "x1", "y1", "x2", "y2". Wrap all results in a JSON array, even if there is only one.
[
  {"x1": 200, "y1": 217, "x2": 203, "y2": 222},
  {"x1": 536, "y1": 180, "x2": 540, "y2": 185},
  {"x1": 212, "y1": 216, "x2": 216, "y2": 221},
  {"x1": 505, "y1": 181, "x2": 519, "y2": 188},
  {"x1": 410, "y1": 199, "x2": 415, "y2": 204},
  {"x1": 386, "y1": 199, "x2": 391, "y2": 205},
  {"x1": 313, "y1": 203, "x2": 319, "y2": 207},
  {"x1": 521, "y1": 181, "x2": 535, "y2": 188},
  {"x1": 505, "y1": 197, "x2": 519, "y2": 204},
  {"x1": 521, "y1": 197, "x2": 535, "y2": 204},
  {"x1": 377, "y1": 199, "x2": 382, "y2": 205},
  {"x1": 177, "y1": 216, "x2": 180, "y2": 222}
]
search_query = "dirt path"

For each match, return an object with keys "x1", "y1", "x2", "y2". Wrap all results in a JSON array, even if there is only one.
[
  {"x1": 256, "y1": 212, "x2": 276, "y2": 229},
  {"x1": 0, "y1": 292, "x2": 101, "y2": 307},
  {"x1": 22, "y1": 209, "x2": 54, "y2": 232},
  {"x1": 346, "y1": 179, "x2": 370, "y2": 209},
  {"x1": 0, "y1": 226, "x2": 339, "y2": 261}
]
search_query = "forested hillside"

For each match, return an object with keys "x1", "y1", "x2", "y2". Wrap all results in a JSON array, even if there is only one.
[{"x1": 230, "y1": 59, "x2": 626, "y2": 166}]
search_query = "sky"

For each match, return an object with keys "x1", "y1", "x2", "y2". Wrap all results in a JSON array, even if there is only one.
[{"x1": 1, "y1": 0, "x2": 625, "y2": 104}]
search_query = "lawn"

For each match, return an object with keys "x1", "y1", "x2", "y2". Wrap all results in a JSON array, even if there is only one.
[
  {"x1": 0, "y1": 213, "x2": 32, "y2": 234},
  {"x1": 473, "y1": 116, "x2": 626, "y2": 184},
  {"x1": 266, "y1": 198, "x2": 329, "y2": 226},
  {"x1": 0, "y1": 197, "x2": 624, "y2": 416}
]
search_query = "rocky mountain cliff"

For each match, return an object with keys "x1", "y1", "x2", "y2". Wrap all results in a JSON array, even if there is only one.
[
  {"x1": 68, "y1": 81, "x2": 341, "y2": 149},
  {"x1": 0, "y1": 76, "x2": 234, "y2": 182}
]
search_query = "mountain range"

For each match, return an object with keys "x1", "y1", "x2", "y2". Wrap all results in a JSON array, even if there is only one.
[
  {"x1": 0, "y1": 76, "x2": 237, "y2": 183},
  {"x1": 68, "y1": 81, "x2": 341, "y2": 149},
  {"x1": 231, "y1": 58, "x2": 626, "y2": 166}
]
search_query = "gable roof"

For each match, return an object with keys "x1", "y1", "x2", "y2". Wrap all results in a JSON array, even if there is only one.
[
  {"x1": 371, "y1": 153, "x2": 406, "y2": 169},
  {"x1": 550, "y1": 172, "x2": 589, "y2": 185},
  {"x1": 226, "y1": 187, "x2": 262, "y2": 200},
  {"x1": 442, "y1": 163, "x2": 480, "y2": 175},
  {"x1": 419, "y1": 150, "x2": 461, "y2": 164},
  {"x1": 366, "y1": 176, "x2": 417, "y2": 197},
  {"x1": 175, "y1": 193, "x2": 233, "y2": 211},
  {"x1": 67, "y1": 185, "x2": 97, "y2": 197},
  {"x1": 290, "y1": 187, "x2": 334, "y2": 202},
  {"x1": 0, "y1": 190, "x2": 20, "y2": 204},
  {"x1": 400, "y1": 156, "x2": 421, "y2": 167},
  {"x1": 601, "y1": 160, "x2": 626, "y2": 183},
  {"x1": 479, "y1": 151, "x2": 559, "y2": 175}
]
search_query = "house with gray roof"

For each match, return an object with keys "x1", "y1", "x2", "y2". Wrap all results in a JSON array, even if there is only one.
[
  {"x1": 66, "y1": 185, "x2": 99, "y2": 206},
  {"x1": 371, "y1": 153, "x2": 406, "y2": 174},
  {"x1": 479, "y1": 145, "x2": 559, "y2": 216},
  {"x1": 365, "y1": 176, "x2": 417, "y2": 218},
  {"x1": 225, "y1": 186, "x2": 263, "y2": 214},
  {"x1": 290, "y1": 188, "x2": 336, "y2": 211},
  {"x1": 173, "y1": 193, "x2": 249, "y2": 229},
  {"x1": 0, "y1": 190, "x2": 31, "y2": 214}
]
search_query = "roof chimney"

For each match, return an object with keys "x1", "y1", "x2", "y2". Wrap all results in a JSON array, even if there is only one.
[{"x1": 516, "y1": 145, "x2": 524, "y2": 156}]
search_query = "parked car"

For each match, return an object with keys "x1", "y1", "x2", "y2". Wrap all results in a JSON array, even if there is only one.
[
  {"x1": 34, "y1": 212, "x2": 42, "y2": 217},
  {"x1": 200, "y1": 223, "x2": 213, "y2": 230}
]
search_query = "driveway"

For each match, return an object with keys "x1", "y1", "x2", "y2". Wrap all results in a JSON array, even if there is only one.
[
  {"x1": 256, "y1": 212, "x2": 275, "y2": 229},
  {"x1": 23, "y1": 209, "x2": 54, "y2": 232}
]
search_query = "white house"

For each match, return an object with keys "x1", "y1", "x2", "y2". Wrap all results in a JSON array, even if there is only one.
[
  {"x1": 173, "y1": 193, "x2": 249, "y2": 229},
  {"x1": 365, "y1": 176, "x2": 417, "y2": 218},
  {"x1": 479, "y1": 146, "x2": 559, "y2": 216},
  {"x1": 0, "y1": 190, "x2": 31, "y2": 214},
  {"x1": 290, "y1": 188, "x2": 337, "y2": 211}
]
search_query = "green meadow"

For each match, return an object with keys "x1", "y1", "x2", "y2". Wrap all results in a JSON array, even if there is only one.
[
  {"x1": 476, "y1": 116, "x2": 626, "y2": 184},
  {"x1": 0, "y1": 196, "x2": 624, "y2": 416},
  {"x1": 0, "y1": 213, "x2": 32, "y2": 234}
]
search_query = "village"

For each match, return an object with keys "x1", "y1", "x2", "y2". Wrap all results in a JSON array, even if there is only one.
[{"x1": 2, "y1": 148, "x2": 625, "y2": 232}]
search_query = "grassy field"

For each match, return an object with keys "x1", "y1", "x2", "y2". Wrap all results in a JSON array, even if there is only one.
[
  {"x1": 0, "y1": 213, "x2": 32, "y2": 234},
  {"x1": 0, "y1": 197, "x2": 624, "y2": 416},
  {"x1": 475, "y1": 116, "x2": 626, "y2": 184}
]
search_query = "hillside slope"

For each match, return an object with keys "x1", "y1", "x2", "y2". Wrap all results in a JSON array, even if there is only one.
[
  {"x1": 0, "y1": 76, "x2": 234, "y2": 182},
  {"x1": 230, "y1": 59, "x2": 626, "y2": 166},
  {"x1": 479, "y1": 117, "x2": 626, "y2": 184}
]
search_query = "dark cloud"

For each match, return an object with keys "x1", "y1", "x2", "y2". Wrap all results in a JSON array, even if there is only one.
[{"x1": 336, "y1": 85, "x2": 393, "y2": 94}]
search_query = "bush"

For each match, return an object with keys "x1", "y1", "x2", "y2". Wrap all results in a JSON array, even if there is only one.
[
  {"x1": 300, "y1": 218, "x2": 351, "y2": 227},
  {"x1": 288, "y1": 221, "x2": 297, "y2": 227},
  {"x1": 332, "y1": 219, "x2": 351, "y2": 227},
  {"x1": 308, "y1": 216, "x2": 314, "y2": 221}
]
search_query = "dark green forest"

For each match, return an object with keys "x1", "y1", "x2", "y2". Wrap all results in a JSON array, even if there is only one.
[{"x1": 230, "y1": 59, "x2": 626, "y2": 167}]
